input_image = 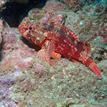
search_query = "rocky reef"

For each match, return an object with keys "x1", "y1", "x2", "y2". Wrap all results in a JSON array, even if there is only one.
[
  {"x1": 0, "y1": 20, "x2": 3, "y2": 46},
  {"x1": 0, "y1": 0, "x2": 107, "y2": 107}
]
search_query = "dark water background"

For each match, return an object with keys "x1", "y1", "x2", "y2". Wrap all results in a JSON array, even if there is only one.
[{"x1": 0, "y1": 0, "x2": 47, "y2": 27}]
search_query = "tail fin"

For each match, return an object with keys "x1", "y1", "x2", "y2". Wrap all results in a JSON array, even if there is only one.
[{"x1": 83, "y1": 57, "x2": 102, "y2": 79}]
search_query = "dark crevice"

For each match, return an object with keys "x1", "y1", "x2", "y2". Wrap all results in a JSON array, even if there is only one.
[
  {"x1": 21, "y1": 37, "x2": 41, "y2": 51},
  {"x1": 0, "y1": 0, "x2": 47, "y2": 27}
]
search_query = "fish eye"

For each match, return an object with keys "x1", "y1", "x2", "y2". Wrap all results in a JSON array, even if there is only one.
[{"x1": 29, "y1": 26, "x2": 32, "y2": 30}]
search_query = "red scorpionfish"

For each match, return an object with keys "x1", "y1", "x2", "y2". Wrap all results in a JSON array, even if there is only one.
[{"x1": 18, "y1": 12, "x2": 102, "y2": 79}]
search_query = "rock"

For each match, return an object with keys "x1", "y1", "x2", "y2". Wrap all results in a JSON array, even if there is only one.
[
  {"x1": 0, "y1": 27, "x2": 36, "y2": 72},
  {"x1": 63, "y1": 0, "x2": 82, "y2": 11},
  {"x1": 0, "y1": 20, "x2": 4, "y2": 46},
  {"x1": 44, "y1": 1, "x2": 66, "y2": 12},
  {"x1": 0, "y1": 0, "x2": 6, "y2": 10}
]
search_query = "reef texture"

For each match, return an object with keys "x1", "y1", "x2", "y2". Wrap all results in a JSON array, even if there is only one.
[
  {"x1": 44, "y1": 0, "x2": 66, "y2": 11},
  {"x1": 0, "y1": 27, "x2": 36, "y2": 73},
  {"x1": 0, "y1": 0, "x2": 107, "y2": 107},
  {"x1": 63, "y1": 0, "x2": 82, "y2": 11},
  {"x1": 0, "y1": 20, "x2": 3, "y2": 46},
  {"x1": 0, "y1": 0, "x2": 6, "y2": 10}
]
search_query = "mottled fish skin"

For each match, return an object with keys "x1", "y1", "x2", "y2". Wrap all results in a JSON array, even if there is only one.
[{"x1": 18, "y1": 13, "x2": 102, "y2": 79}]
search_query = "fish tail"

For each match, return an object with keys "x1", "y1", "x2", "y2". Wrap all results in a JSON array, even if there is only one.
[{"x1": 83, "y1": 57, "x2": 102, "y2": 79}]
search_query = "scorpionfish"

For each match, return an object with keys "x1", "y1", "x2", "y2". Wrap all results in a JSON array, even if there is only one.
[{"x1": 18, "y1": 12, "x2": 102, "y2": 79}]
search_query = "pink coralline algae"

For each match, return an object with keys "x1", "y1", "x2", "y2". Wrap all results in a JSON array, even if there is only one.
[{"x1": 0, "y1": 27, "x2": 36, "y2": 71}]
